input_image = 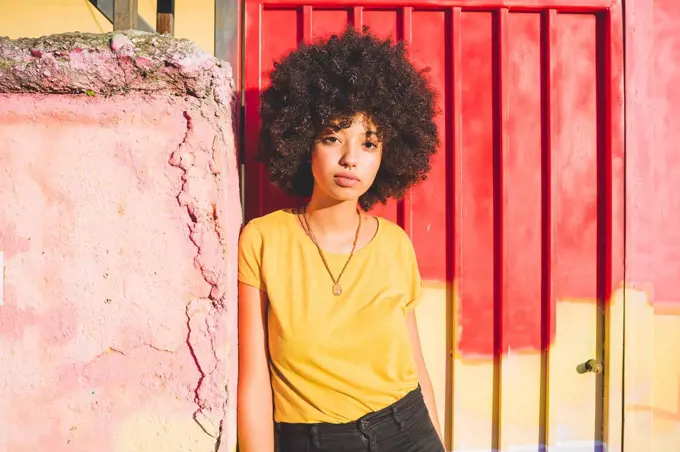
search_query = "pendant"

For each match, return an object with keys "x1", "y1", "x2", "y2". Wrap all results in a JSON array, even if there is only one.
[{"x1": 332, "y1": 283, "x2": 342, "y2": 296}]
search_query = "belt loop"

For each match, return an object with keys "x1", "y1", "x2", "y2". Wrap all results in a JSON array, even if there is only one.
[
  {"x1": 391, "y1": 406, "x2": 405, "y2": 430},
  {"x1": 309, "y1": 425, "x2": 321, "y2": 449}
]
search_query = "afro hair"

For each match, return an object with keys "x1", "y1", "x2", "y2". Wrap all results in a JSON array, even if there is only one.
[{"x1": 258, "y1": 25, "x2": 439, "y2": 211}]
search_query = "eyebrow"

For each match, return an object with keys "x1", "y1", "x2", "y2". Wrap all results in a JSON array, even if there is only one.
[{"x1": 321, "y1": 127, "x2": 379, "y2": 137}]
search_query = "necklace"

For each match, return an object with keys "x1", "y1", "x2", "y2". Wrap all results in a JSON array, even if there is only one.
[{"x1": 300, "y1": 205, "x2": 362, "y2": 296}]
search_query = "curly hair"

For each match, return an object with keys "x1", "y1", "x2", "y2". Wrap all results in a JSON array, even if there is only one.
[{"x1": 258, "y1": 25, "x2": 439, "y2": 211}]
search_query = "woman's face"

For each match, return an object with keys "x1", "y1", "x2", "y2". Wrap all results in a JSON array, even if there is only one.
[{"x1": 310, "y1": 114, "x2": 383, "y2": 204}]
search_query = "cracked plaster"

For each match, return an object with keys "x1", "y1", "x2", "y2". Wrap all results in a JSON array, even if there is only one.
[{"x1": 0, "y1": 31, "x2": 240, "y2": 452}]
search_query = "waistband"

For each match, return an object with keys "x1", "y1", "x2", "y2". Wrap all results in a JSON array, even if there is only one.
[{"x1": 276, "y1": 384, "x2": 423, "y2": 435}]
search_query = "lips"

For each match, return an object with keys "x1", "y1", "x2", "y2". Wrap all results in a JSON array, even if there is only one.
[{"x1": 333, "y1": 171, "x2": 360, "y2": 188}]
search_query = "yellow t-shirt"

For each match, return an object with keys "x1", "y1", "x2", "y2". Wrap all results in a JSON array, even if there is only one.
[{"x1": 238, "y1": 208, "x2": 423, "y2": 424}]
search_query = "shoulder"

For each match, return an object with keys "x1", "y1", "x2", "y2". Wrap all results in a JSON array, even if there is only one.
[
  {"x1": 240, "y1": 208, "x2": 296, "y2": 245},
  {"x1": 242, "y1": 209, "x2": 292, "y2": 234},
  {"x1": 375, "y1": 217, "x2": 422, "y2": 302},
  {"x1": 239, "y1": 209, "x2": 294, "y2": 273},
  {"x1": 376, "y1": 217, "x2": 412, "y2": 245},
  {"x1": 374, "y1": 217, "x2": 417, "y2": 257}
]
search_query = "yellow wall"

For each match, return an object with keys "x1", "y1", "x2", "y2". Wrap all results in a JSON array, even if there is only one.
[
  {"x1": 0, "y1": 0, "x2": 215, "y2": 55},
  {"x1": 624, "y1": 290, "x2": 680, "y2": 451}
]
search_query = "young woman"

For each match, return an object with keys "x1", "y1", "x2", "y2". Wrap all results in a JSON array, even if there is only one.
[{"x1": 237, "y1": 26, "x2": 443, "y2": 452}]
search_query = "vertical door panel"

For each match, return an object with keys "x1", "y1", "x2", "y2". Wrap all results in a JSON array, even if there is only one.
[
  {"x1": 410, "y1": 10, "x2": 447, "y2": 280},
  {"x1": 548, "y1": 12, "x2": 602, "y2": 449},
  {"x1": 360, "y1": 9, "x2": 401, "y2": 225},
  {"x1": 312, "y1": 9, "x2": 350, "y2": 36},
  {"x1": 362, "y1": 9, "x2": 399, "y2": 39},
  {"x1": 454, "y1": 10, "x2": 497, "y2": 450},
  {"x1": 499, "y1": 11, "x2": 544, "y2": 450},
  {"x1": 408, "y1": 8, "x2": 450, "y2": 442}
]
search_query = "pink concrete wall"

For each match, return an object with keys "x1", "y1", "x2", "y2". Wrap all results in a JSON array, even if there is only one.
[{"x1": 0, "y1": 32, "x2": 240, "y2": 452}]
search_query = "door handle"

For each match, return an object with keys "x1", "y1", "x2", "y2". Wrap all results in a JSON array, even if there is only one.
[{"x1": 577, "y1": 359, "x2": 603, "y2": 374}]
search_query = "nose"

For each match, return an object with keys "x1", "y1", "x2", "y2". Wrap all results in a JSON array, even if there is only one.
[{"x1": 339, "y1": 141, "x2": 360, "y2": 168}]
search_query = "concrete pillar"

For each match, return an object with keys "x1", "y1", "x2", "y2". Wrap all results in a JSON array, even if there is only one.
[{"x1": 0, "y1": 31, "x2": 240, "y2": 452}]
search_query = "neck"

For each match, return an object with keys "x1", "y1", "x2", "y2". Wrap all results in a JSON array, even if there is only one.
[{"x1": 305, "y1": 192, "x2": 360, "y2": 235}]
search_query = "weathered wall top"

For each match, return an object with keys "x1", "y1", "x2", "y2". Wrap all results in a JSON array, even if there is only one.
[{"x1": 0, "y1": 30, "x2": 233, "y2": 104}]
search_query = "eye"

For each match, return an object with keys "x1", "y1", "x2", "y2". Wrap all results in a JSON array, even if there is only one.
[
  {"x1": 321, "y1": 136, "x2": 340, "y2": 144},
  {"x1": 363, "y1": 141, "x2": 379, "y2": 150}
]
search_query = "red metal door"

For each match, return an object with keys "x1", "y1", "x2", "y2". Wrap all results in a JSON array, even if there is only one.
[{"x1": 243, "y1": 1, "x2": 624, "y2": 450}]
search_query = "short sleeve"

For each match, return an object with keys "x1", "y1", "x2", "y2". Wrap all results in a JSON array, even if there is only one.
[
  {"x1": 402, "y1": 235, "x2": 423, "y2": 310},
  {"x1": 238, "y1": 221, "x2": 267, "y2": 292}
]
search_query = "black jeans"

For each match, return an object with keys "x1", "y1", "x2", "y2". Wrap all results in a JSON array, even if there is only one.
[{"x1": 276, "y1": 386, "x2": 445, "y2": 452}]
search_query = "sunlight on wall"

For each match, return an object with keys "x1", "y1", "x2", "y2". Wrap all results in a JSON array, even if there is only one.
[
  {"x1": 416, "y1": 283, "x2": 680, "y2": 451},
  {"x1": 0, "y1": 0, "x2": 215, "y2": 54}
]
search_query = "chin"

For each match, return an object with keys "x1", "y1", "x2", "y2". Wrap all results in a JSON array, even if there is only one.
[
  {"x1": 331, "y1": 193, "x2": 360, "y2": 203},
  {"x1": 327, "y1": 186, "x2": 365, "y2": 203}
]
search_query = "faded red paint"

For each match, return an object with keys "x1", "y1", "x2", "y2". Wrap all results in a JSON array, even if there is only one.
[
  {"x1": 0, "y1": 223, "x2": 31, "y2": 259},
  {"x1": 622, "y1": 5, "x2": 680, "y2": 450},
  {"x1": 626, "y1": 0, "x2": 680, "y2": 306},
  {"x1": 244, "y1": 0, "x2": 624, "y2": 355}
]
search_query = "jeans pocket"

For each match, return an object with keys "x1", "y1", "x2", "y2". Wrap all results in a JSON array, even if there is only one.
[
  {"x1": 408, "y1": 426, "x2": 444, "y2": 452},
  {"x1": 401, "y1": 410, "x2": 444, "y2": 451}
]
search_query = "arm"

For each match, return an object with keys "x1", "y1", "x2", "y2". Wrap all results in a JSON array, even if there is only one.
[
  {"x1": 405, "y1": 309, "x2": 442, "y2": 440},
  {"x1": 237, "y1": 282, "x2": 274, "y2": 452}
]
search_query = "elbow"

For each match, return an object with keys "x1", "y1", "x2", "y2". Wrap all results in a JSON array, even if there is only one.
[{"x1": 237, "y1": 372, "x2": 274, "y2": 417}]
